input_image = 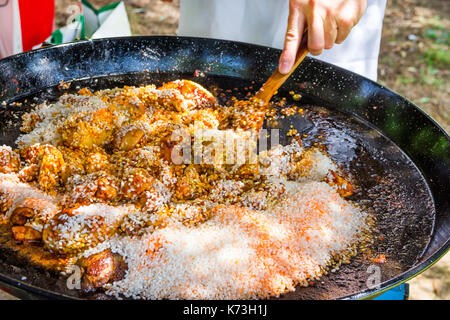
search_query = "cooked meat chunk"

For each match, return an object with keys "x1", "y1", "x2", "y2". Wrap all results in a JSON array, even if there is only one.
[
  {"x1": 61, "y1": 107, "x2": 115, "y2": 149},
  {"x1": 58, "y1": 147, "x2": 86, "y2": 181},
  {"x1": 119, "y1": 203, "x2": 209, "y2": 236},
  {"x1": 174, "y1": 165, "x2": 207, "y2": 200},
  {"x1": 0, "y1": 145, "x2": 20, "y2": 174},
  {"x1": 21, "y1": 144, "x2": 65, "y2": 192},
  {"x1": 66, "y1": 172, "x2": 119, "y2": 205},
  {"x1": 77, "y1": 249, "x2": 127, "y2": 293},
  {"x1": 17, "y1": 164, "x2": 39, "y2": 182},
  {"x1": 158, "y1": 80, "x2": 217, "y2": 112},
  {"x1": 10, "y1": 197, "x2": 58, "y2": 231},
  {"x1": 85, "y1": 150, "x2": 111, "y2": 174},
  {"x1": 42, "y1": 204, "x2": 127, "y2": 255},
  {"x1": 115, "y1": 126, "x2": 146, "y2": 152},
  {"x1": 120, "y1": 169, "x2": 156, "y2": 201},
  {"x1": 10, "y1": 206, "x2": 34, "y2": 225},
  {"x1": 12, "y1": 226, "x2": 41, "y2": 243}
]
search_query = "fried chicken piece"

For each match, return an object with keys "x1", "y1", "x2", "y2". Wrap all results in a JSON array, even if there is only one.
[
  {"x1": 42, "y1": 204, "x2": 127, "y2": 255},
  {"x1": 120, "y1": 202, "x2": 208, "y2": 236},
  {"x1": 22, "y1": 143, "x2": 54, "y2": 163},
  {"x1": 85, "y1": 150, "x2": 110, "y2": 174},
  {"x1": 114, "y1": 118, "x2": 180, "y2": 152},
  {"x1": 115, "y1": 126, "x2": 146, "y2": 152},
  {"x1": 10, "y1": 206, "x2": 34, "y2": 225},
  {"x1": 158, "y1": 80, "x2": 217, "y2": 112},
  {"x1": 60, "y1": 107, "x2": 115, "y2": 149},
  {"x1": 21, "y1": 144, "x2": 65, "y2": 192},
  {"x1": 121, "y1": 168, "x2": 158, "y2": 201},
  {"x1": 120, "y1": 168, "x2": 171, "y2": 213},
  {"x1": 7, "y1": 189, "x2": 57, "y2": 242},
  {"x1": 58, "y1": 147, "x2": 86, "y2": 182},
  {"x1": 67, "y1": 172, "x2": 119, "y2": 205},
  {"x1": 109, "y1": 147, "x2": 163, "y2": 180},
  {"x1": 174, "y1": 165, "x2": 207, "y2": 200},
  {"x1": 0, "y1": 145, "x2": 20, "y2": 174},
  {"x1": 77, "y1": 249, "x2": 127, "y2": 293},
  {"x1": 10, "y1": 197, "x2": 58, "y2": 231},
  {"x1": 110, "y1": 87, "x2": 147, "y2": 120},
  {"x1": 11, "y1": 226, "x2": 41, "y2": 243},
  {"x1": 39, "y1": 148, "x2": 65, "y2": 192},
  {"x1": 17, "y1": 164, "x2": 39, "y2": 182}
]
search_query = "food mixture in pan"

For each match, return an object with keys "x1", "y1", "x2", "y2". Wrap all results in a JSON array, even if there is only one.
[{"x1": 0, "y1": 80, "x2": 372, "y2": 299}]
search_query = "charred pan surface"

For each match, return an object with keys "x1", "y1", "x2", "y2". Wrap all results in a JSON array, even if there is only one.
[
  {"x1": 300, "y1": 106, "x2": 435, "y2": 267},
  {"x1": 274, "y1": 105, "x2": 435, "y2": 299}
]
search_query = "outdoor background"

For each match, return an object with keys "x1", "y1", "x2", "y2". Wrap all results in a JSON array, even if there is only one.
[{"x1": 1, "y1": 0, "x2": 448, "y2": 300}]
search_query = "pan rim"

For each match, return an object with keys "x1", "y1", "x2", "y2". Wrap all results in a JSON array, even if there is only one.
[{"x1": 0, "y1": 35, "x2": 448, "y2": 300}]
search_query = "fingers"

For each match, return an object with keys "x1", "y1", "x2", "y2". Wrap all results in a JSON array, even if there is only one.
[
  {"x1": 308, "y1": 5, "x2": 338, "y2": 54},
  {"x1": 281, "y1": 0, "x2": 367, "y2": 61},
  {"x1": 279, "y1": 8, "x2": 306, "y2": 74},
  {"x1": 336, "y1": 0, "x2": 366, "y2": 43},
  {"x1": 308, "y1": 7, "x2": 325, "y2": 55},
  {"x1": 324, "y1": 13, "x2": 338, "y2": 49},
  {"x1": 335, "y1": 10, "x2": 355, "y2": 44}
]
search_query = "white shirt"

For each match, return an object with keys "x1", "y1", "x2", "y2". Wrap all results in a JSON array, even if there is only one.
[{"x1": 178, "y1": 0, "x2": 387, "y2": 81}]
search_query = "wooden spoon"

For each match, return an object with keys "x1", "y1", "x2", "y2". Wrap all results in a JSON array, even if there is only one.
[{"x1": 253, "y1": 32, "x2": 309, "y2": 131}]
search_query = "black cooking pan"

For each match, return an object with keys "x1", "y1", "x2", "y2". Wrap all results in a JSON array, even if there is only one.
[{"x1": 0, "y1": 36, "x2": 448, "y2": 300}]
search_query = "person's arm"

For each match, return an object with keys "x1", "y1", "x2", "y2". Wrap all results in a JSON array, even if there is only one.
[{"x1": 279, "y1": 0, "x2": 367, "y2": 74}]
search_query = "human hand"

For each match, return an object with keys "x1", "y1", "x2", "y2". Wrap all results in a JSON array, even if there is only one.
[{"x1": 279, "y1": 0, "x2": 367, "y2": 74}]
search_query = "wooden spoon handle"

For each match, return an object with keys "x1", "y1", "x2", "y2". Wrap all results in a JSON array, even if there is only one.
[{"x1": 255, "y1": 32, "x2": 309, "y2": 105}]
